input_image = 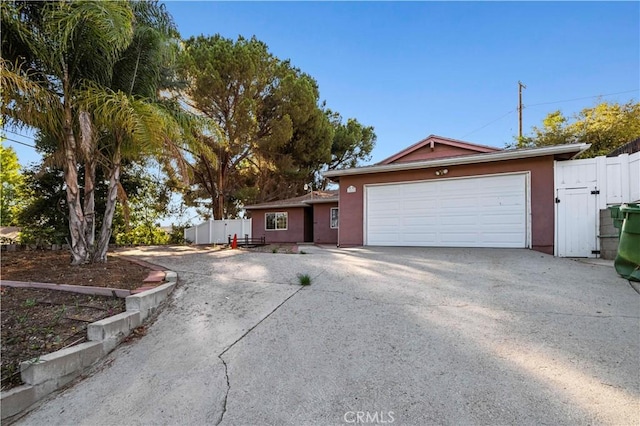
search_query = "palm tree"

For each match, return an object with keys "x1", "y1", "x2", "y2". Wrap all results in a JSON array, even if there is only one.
[
  {"x1": 2, "y1": 0, "x2": 134, "y2": 264},
  {"x1": 85, "y1": 1, "x2": 197, "y2": 262},
  {"x1": 2, "y1": 1, "x2": 197, "y2": 263}
]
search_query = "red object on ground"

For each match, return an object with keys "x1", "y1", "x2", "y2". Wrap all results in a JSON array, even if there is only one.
[{"x1": 232, "y1": 234, "x2": 238, "y2": 249}]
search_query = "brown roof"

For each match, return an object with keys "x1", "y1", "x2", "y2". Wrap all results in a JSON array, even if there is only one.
[
  {"x1": 244, "y1": 190, "x2": 339, "y2": 210},
  {"x1": 378, "y1": 134, "x2": 501, "y2": 165},
  {"x1": 608, "y1": 137, "x2": 640, "y2": 157}
]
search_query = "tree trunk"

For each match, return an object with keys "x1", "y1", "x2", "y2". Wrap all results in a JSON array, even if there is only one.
[
  {"x1": 84, "y1": 157, "x2": 96, "y2": 256},
  {"x1": 62, "y1": 69, "x2": 87, "y2": 265},
  {"x1": 217, "y1": 162, "x2": 224, "y2": 220},
  {"x1": 94, "y1": 147, "x2": 121, "y2": 263},
  {"x1": 80, "y1": 111, "x2": 96, "y2": 257}
]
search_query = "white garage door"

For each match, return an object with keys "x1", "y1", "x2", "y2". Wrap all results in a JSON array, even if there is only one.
[{"x1": 365, "y1": 173, "x2": 528, "y2": 248}]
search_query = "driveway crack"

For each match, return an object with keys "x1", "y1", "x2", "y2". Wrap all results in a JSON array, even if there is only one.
[
  {"x1": 215, "y1": 355, "x2": 230, "y2": 426},
  {"x1": 215, "y1": 285, "x2": 305, "y2": 425}
]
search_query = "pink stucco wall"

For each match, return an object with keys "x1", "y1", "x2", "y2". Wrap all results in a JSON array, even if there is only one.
[
  {"x1": 391, "y1": 145, "x2": 484, "y2": 163},
  {"x1": 249, "y1": 207, "x2": 308, "y2": 243},
  {"x1": 313, "y1": 202, "x2": 338, "y2": 245},
  {"x1": 337, "y1": 156, "x2": 555, "y2": 254}
]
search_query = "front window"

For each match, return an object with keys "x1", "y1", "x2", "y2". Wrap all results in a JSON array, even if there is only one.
[
  {"x1": 330, "y1": 207, "x2": 339, "y2": 229},
  {"x1": 266, "y1": 212, "x2": 288, "y2": 230}
]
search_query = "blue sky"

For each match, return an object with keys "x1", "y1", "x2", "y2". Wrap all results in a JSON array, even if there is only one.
[
  {"x1": 169, "y1": 0, "x2": 638, "y2": 163},
  {"x1": 4, "y1": 1, "x2": 639, "y2": 167}
]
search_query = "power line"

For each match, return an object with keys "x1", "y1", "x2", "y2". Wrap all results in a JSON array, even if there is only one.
[
  {"x1": 461, "y1": 109, "x2": 516, "y2": 139},
  {"x1": 526, "y1": 89, "x2": 638, "y2": 107},
  {"x1": 1, "y1": 136, "x2": 37, "y2": 149},
  {"x1": 460, "y1": 88, "x2": 638, "y2": 140},
  {"x1": 3, "y1": 129, "x2": 35, "y2": 140}
]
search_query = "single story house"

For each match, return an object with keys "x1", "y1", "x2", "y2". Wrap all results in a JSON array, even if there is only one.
[
  {"x1": 246, "y1": 135, "x2": 590, "y2": 255},
  {"x1": 244, "y1": 190, "x2": 339, "y2": 245}
]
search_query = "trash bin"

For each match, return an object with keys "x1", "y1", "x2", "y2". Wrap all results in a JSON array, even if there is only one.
[
  {"x1": 614, "y1": 203, "x2": 640, "y2": 281},
  {"x1": 608, "y1": 205, "x2": 624, "y2": 237}
]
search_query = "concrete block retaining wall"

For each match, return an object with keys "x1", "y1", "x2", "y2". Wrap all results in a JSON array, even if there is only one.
[
  {"x1": 126, "y1": 282, "x2": 176, "y2": 321},
  {"x1": 599, "y1": 209, "x2": 620, "y2": 260},
  {"x1": 1, "y1": 271, "x2": 177, "y2": 421}
]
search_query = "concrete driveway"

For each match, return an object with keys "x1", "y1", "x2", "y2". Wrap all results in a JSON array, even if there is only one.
[{"x1": 16, "y1": 246, "x2": 639, "y2": 425}]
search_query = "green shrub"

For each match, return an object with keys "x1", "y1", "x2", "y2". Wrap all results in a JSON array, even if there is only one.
[
  {"x1": 168, "y1": 224, "x2": 190, "y2": 244},
  {"x1": 115, "y1": 224, "x2": 170, "y2": 245},
  {"x1": 18, "y1": 226, "x2": 67, "y2": 247}
]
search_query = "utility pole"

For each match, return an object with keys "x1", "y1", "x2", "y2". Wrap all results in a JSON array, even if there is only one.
[{"x1": 518, "y1": 81, "x2": 526, "y2": 140}]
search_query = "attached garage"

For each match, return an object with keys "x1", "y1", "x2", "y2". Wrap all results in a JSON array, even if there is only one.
[
  {"x1": 324, "y1": 135, "x2": 590, "y2": 255},
  {"x1": 365, "y1": 173, "x2": 528, "y2": 248}
]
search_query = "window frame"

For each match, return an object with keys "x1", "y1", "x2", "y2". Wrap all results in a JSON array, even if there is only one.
[
  {"x1": 330, "y1": 207, "x2": 339, "y2": 229},
  {"x1": 265, "y1": 212, "x2": 288, "y2": 231}
]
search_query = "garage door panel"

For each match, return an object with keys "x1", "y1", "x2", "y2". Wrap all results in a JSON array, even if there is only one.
[
  {"x1": 402, "y1": 217, "x2": 439, "y2": 228},
  {"x1": 439, "y1": 232, "x2": 480, "y2": 244},
  {"x1": 440, "y1": 215, "x2": 478, "y2": 226},
  {"x1": 480, "y1": 214, "x2": 523, "y2": 225},
  {"x1": 366, "y1": 174, "x2": 526, "y2": 248},
  {"x1": 403, "y1": 232, "x2": 439, "y2": 242},
  {"x1": 403, "y1": 203, "x2": 436, "y2": 213}
]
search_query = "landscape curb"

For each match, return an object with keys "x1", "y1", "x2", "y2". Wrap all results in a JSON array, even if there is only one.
[{"x1": 0, "y1": 265, "x2": 178, "y2": 421}]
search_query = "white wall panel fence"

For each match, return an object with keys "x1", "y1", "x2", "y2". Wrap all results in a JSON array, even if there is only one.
[
  {"x1": 555, "y1": 152, "x2": 640, "y2": 207},
  {"x1": 554, "y1": 152, "x2": 640, "y2": 257},
  {"x1": 184, "y1": 219, "x2": 252, "y2": 244}
]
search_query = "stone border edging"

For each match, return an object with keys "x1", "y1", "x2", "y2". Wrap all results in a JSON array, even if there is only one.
[
  {"x1": 0, "y1": 266, "x2": 178, "y2": 421},
  {"x1": 0, "y1": 280, "x2": 132, "y2": 298}
]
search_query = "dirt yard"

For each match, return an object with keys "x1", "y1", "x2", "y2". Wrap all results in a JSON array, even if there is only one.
[{"x1": 1, "y1": 250, "x2": 152, "y2": 391}]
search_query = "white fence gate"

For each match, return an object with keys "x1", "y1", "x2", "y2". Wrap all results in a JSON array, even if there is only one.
[
  {"x1": 555, "y1": 152, "x2": 640, "y2": 257},
  {"x1": 184, "y1": 219, "x2": 252, "y2": 245}
]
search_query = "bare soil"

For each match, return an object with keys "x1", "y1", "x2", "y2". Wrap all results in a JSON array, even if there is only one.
[
  {"x1": 1, "y1": 250, "x2": 149, "y2": 289},
  {"x1": 0, "y1": 250, "x2": 152, "y2": 391}
]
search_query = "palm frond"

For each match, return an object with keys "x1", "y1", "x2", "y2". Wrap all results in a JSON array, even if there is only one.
[
  {"x1": 0, "y1": 59, "x2": 63, "y2": 140},
  {"x1": 44, "y1": 1, "x2": 134, "y2": 85}
]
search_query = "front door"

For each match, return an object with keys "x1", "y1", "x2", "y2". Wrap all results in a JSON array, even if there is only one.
[{"x1": 303, "y1": 207, "x2": 314, "y2": 242}]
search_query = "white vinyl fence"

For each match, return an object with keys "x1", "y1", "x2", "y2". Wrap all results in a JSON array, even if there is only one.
[
  {"x1": 555, "y1": 152, "x2": 640, "y2": 208},
  {"x1": 184, "y1": 219, "x2": 252, "y2": 245},
  {"x1": 554, "y1": 151, "x2": 640, "y2": 257}
]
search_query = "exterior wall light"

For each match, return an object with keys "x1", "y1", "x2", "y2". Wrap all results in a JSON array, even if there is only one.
[{"x1": 435, "y1": 168, "x2": 449, "y2": 176}]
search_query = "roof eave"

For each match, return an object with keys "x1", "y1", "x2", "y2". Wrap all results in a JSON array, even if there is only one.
[
  {"x1": 245, "y1": 197, "x2": 338, "y2": 209},
  {"x1": 305, "y1": 198, "x2": 339, "y2": 204},
  {"x1": 324, "y1": 143, "x2": 591, "y2": 179},
  {"x1": 244, "y1": 203, "x2": 308, "y2": 210},
  {"x1": 378, "y1": 135, "x2": 501, "y2": 165}
]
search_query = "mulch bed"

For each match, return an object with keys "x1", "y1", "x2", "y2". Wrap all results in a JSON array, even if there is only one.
[
  {"x1": 1, "y1": 250, "x2": 149, "y2": 289},
  {"x1": 0, "y1": 250, "x2": 153, "y2": 391}
]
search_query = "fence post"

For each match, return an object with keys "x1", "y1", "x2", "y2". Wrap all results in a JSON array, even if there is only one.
[
  {"x1": 620, "y1": 153, "x2": 631, "y2": 203},
  {"x1": 222, "y1": 221, "x2": 227, "y2": 245}
]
